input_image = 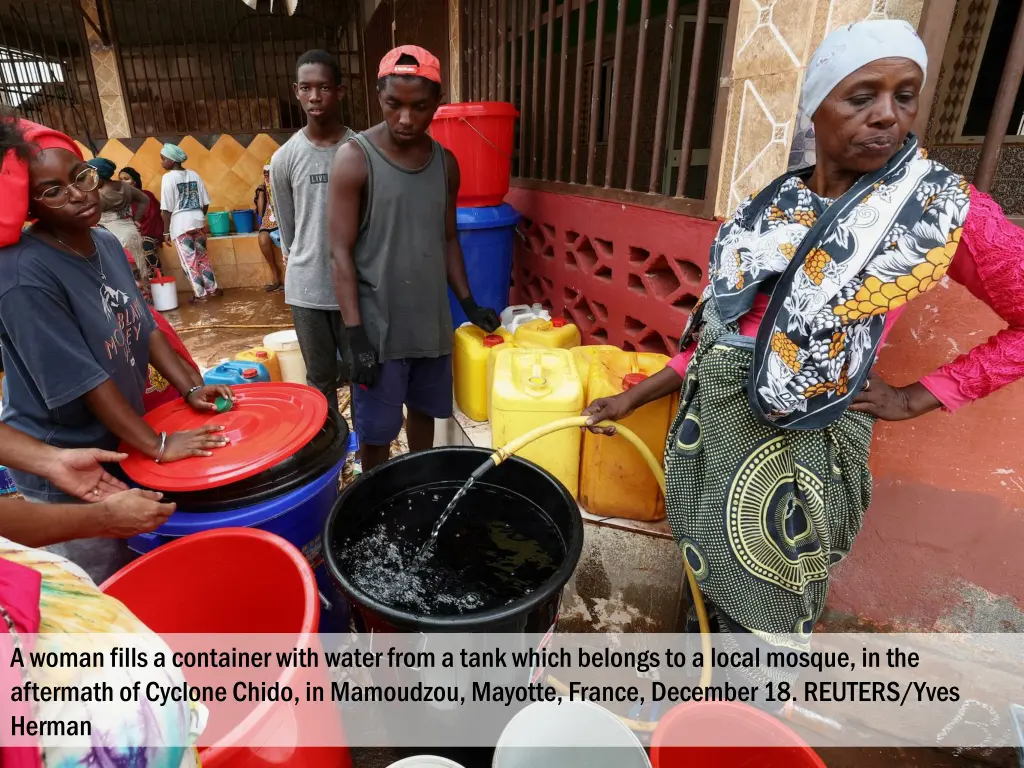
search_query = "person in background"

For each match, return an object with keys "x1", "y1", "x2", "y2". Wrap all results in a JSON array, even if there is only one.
[
  {"x1": 86, "y1": 156, "x2": 149, "y2": 293},
  {"x1": 254, "y1": 157, "x2": 284, "y2": 293},
  {"x1": 123, "y1": 249, "x2": 203, "y2": 411},
  {"x1": 584, "y1": 20, "x2": 1024, "y2": 667},
  {"x1": 329, "y1": 46, "x2": 500, "y2": 472},
  {"x1": 0, "y1": 118, "x2": 233, "y2": 582},
  {"x1": 271, "y1": 50, "x2": 353, "y2": 416},
  {"x1": 119, "y1": 165, "x2": 165, "y2": 299},
  {"x1": 159, "y1": 142, "x2": 221, "y2": 303}
]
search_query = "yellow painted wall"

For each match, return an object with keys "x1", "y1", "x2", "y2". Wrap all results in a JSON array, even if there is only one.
[
  {"x1": 75, "y1": 133, "x2": 285, "y2": 292},
  {"x1": 74, "y1": 133, "x2": 281, "y2": 213}
]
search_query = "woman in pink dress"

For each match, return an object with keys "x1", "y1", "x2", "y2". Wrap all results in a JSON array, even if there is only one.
[{"x1": 585, "y1": 20, "x2": 1024, "y2": 660}]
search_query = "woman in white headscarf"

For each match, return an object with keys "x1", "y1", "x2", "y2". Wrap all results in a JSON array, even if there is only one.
[{"x1": 585, "y1": 19, "x2": 1024, "y2": 654}]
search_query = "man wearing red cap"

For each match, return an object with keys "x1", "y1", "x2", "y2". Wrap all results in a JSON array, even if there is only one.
[{"x1": 329, "y1": 45, "x2": 500, "y2": 471}]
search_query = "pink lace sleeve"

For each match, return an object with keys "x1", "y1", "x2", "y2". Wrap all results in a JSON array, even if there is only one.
[{"x1": 919, "y1": 187, "x2": 1024, "y2": 410}]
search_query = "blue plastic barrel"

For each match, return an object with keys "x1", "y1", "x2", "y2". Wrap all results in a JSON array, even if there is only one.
[
  {"x1": 448, "y1": 203, "x2": 521, "y2": 327},
  {"x1": 231, "y1": 208, "x2": 256, "y2": 233},
  {"x1": 203, "y1": 360, "x2": 270, "y2": 386},
  {"x1": 127, "y1": 460, "x2": 350, "y2": 633}
]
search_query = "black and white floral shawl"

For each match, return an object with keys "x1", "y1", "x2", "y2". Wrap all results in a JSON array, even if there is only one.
[{"x1": 681, "y1": 134, "x2": 971, "y2": 430}]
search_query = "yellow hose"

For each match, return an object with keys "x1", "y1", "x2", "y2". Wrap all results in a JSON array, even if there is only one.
[{"x1": 484, "y1": 415, "x2": 713, "y2": 724}]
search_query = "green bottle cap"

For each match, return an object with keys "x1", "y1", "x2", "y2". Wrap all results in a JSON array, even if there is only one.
[{"x1": 214, "y1": 396, "x2": 233, "y2": 413}]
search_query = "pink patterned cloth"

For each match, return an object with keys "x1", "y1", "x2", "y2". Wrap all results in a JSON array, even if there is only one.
[{"x1": 668, "y1": 186, "x2": 1024, "y2": 412}]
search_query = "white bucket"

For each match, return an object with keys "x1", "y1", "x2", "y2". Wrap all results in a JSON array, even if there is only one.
[
  {"x1": 493, "y1": 699, "x2": 651, "y2": 768},
  {"x1": 386, "y1": 758, "x2": 466, "y2": 768},
  {"x1": 263, "y1": 329, "x2": 307, "y2": 385},
  {"x1": 151, "y1": 277, "x2": 179, "y2": 312}
]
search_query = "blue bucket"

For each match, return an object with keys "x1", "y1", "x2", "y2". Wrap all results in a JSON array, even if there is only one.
[
  {"x1": 231, "y1": 209, "x2": 256, "y2": 234},
  {"x1": 127, "y1": 460, "x2": 349, "y2": 633},
  {"x1": 449, "y1": 203, "x2": 521, "y2": 327}
]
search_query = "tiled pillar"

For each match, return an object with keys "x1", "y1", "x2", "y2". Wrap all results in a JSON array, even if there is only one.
[
  {"x1": 79, "y1": 0, "x2": 131, "y2": 138},
  {"x1": 713, "y1": 0, "x2": 925, "y2": 217}
]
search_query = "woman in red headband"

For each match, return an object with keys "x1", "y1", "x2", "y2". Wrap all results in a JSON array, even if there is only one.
[{"x1": 0, "y1": 117, "x2": 233, "y2": 582}]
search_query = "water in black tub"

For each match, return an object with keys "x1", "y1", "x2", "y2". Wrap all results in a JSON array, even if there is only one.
[{"x1": 334, "y1": 482, "x2": 563, "y2": 616}]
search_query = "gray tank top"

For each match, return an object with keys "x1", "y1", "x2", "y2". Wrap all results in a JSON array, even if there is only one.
[{"x1": 350, "y1": 132, "x2": 453, "y2": 361}]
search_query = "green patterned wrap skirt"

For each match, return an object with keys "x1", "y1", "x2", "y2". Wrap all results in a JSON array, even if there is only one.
[{"x1": 666, "y1": 309, "x2": 876, "y2": 651}]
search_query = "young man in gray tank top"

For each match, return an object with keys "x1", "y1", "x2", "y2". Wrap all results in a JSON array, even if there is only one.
[{"x1": 329, "y1": 45, "x2": 501, "y2": 472}]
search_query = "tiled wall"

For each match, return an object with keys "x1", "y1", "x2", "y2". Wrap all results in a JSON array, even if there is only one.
[
  {"x1": 74, "y1": 132, "x2": 286, "y2": 292},
  {"x1": 713, "y1": 0, "x2": 925, "y2": 216}
]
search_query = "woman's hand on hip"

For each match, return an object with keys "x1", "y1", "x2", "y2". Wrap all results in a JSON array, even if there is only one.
[
  {"x1": 186, "y1": 384, "x2": 233, "y2": 413},
  {"x1": 849, "y1": 375, "x2": 941, "y2": 421},
  {"x1": 95, "y1": 489, "x2": 176, "y2": 538},
  {"x1": 46, "y1": 448, "x2": 130, "y2": 502},
  {"x1": 583, "y1": 393, "x2": 636, "y2": 436},
  {"x1": 162, "y1": 426, "x2": 229, "y2": 462}
]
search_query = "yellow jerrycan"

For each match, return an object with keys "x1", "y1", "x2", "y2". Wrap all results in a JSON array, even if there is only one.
[
  {"x1": 580, "y1": 351, "x2": 672, "y2": 521},
  {"x1": 453, "y1": 325, "x2": 513, "y2": 422},
  {"x1": 491, "y1": 348, "x2": 584, "y2": 495},
  {"x1": 235, "y1": 346, "x2": 282, "y2": 382},
  {"x1": 513, "y1": 317, "x2": 582, "y2": 350}
]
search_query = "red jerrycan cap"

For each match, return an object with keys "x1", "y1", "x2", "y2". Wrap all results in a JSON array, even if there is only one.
[
  {"x1": 483, "y1": 334, "x2": 505, "y2": 347},
  {"x1": 551, "y1": 318, "x2": 567, "y2": 328},
  {"x1": 119, "y1": 383, "x2": 328, "y2": 493},
  {"x1": 255, "y1": 351, "x2": 269, "y2": 359},
  {"x1": 241, "y1": 368, "x2": 260, "y2": 379},
  {"x1": 622, "y1": 373, "x2": 648, "y2": 391}
]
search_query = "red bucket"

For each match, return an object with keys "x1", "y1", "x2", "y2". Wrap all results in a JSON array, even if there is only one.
[
  {"x1": 650, "y1": 702, "x2": 825, "y2": 768},
  {"x1": 101, "y1": 528, "x2": 351, "y2": 768},
  {"x1": 431, "y1": 102, "x2": 519, "y2": 207}
]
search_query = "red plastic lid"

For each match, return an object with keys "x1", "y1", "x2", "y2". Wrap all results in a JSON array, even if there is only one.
[
  {"x1": 483, "y1": 334, "x2": 505, "y2": 347},
  {"x1": 242, "y1": 368, "x2": 259, "y2": 379},
  {"x1": 551, "y1": 318, "x2": 567, "y2": 328},
  {"x1": 622, "y1": 373, "x2": 648, "y2": 391},
  {"x1": 120, "y1": 383, "x2": 328, "y2": 493}
]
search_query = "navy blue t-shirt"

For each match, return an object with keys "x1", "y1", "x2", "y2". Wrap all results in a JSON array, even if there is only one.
[{"x1": 0, "y1": 228, "x2": 156, "y2": 501}]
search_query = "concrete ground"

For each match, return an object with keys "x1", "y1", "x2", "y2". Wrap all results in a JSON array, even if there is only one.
[{"x1": 169, "y1": 290, "x2": 1017, "y2": 768}]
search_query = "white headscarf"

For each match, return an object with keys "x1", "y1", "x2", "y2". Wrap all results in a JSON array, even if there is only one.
[{"x1": 788, "y1": 19, "x2": 928, "y2": 171}]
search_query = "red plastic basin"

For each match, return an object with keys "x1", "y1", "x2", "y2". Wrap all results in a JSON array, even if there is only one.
[
  {"x1": 650, "y1": 702, "x2": 826, "y2": 768},
  {"x1": 101, "y1": 528, "x2": 350, "y2": 768}
]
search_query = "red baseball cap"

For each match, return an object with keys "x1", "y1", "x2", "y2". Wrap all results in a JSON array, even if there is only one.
[{"x1": 378, "y1": 45, "x2": 443, "y2": 85}]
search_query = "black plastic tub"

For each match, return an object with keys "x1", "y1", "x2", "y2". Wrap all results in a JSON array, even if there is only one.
[{"x1": 323, "y1": 446, "x2": 583, "y2": 633}]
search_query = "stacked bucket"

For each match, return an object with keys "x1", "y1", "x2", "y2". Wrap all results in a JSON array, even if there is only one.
[{"x1": 430, "y1": 103, "x2": 522, "y2": 326}]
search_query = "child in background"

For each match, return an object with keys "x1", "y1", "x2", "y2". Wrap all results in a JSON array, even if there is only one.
[
  {"x1": 119, "y1": 166, "x2": 164, "y2": 301},
  {"x1": 123, "y1": 250, "x2": 203, "y2": 411},
  {"x1": 254, "y1": 158, "x2": 284, "y2": 293}
]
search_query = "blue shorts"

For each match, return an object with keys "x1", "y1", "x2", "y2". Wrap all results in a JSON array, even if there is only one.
[{"x1": 351, "y1": 355, "x2": 453, "y2": 446}]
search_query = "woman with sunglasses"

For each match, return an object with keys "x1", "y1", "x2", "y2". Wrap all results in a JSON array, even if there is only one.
[{"x1": 0, "y1": 118, "x2": 233, "y2": 582}]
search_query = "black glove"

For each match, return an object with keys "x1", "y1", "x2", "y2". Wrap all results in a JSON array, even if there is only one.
[
  {"x1": 347, "y1": 325, "x2": 379, "y2": 388},
  {"x1": 460, "y1": 296, "x2": 500, "y2": 333}
]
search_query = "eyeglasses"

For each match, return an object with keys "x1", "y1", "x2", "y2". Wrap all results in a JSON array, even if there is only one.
[{"x1": 33, "y1": 166, "x2": 101, "y2": 209}]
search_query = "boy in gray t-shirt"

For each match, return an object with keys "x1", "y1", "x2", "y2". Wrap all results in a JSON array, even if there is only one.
[{"x1": 270, "y1": 50, "x2": 353, "y2": 415}]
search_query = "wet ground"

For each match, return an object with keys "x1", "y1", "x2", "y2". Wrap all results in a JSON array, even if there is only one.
[{"x1": 171, "y1": 291, "x2": 1016, "y2": 768}]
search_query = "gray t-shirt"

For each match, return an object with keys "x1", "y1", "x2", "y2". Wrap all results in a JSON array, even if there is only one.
[
  {"x1": 270, "y1": 127, "x2": 352, "y2": 310},
  {"x1": 0, "y1": 228, "x2": 155, "y2": 501}
]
